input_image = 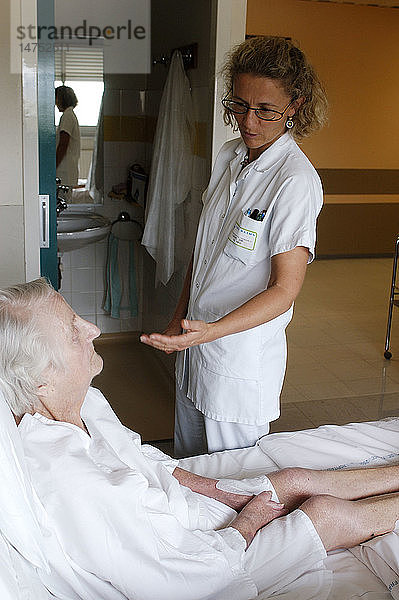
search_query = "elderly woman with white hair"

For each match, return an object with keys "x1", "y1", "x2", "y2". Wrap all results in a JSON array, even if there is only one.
[{"x1": 2, "y1": 279, "x2": 399, "y2": 600}]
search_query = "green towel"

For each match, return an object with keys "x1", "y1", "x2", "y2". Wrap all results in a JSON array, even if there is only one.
[{"x1": 104, "y1": 232, "x2": 138, "y2": 319}]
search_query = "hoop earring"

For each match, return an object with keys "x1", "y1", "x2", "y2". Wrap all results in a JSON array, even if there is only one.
[{"x1": 286, "y1": 117, "x2": 294, "y2": 130}]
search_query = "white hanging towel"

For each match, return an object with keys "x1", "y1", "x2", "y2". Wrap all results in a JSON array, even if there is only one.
[
  {"x1": 142, "y1": 50, "x2": 194, "y2": 285},
  {"x1": 87, "y1": 93, "x2": 104, "y2": 204}
]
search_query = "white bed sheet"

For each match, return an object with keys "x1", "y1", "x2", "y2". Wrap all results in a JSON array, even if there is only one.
[{"x1": 179, "y1": 418, "x2": 399, "y2": 600}]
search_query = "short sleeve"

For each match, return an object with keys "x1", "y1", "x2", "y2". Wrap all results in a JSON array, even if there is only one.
[
  {"x1": 268, "y1": 172, "x2": 323, "y2": 264},
  {"x1": 58, "y1": 110, "x2": 75, "y2": 137}
]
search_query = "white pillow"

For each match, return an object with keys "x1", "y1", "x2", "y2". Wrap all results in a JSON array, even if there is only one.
[{"x1": 0, "y1": 389, "x2": 48, "y2": 571}]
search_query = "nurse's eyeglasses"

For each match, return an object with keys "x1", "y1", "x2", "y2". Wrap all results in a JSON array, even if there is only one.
[{"x1": 222, "y1": 95, "x2": 296, "y2": 122}]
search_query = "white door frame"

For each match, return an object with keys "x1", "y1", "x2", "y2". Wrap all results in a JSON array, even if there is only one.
[{"x1": 20, "y1": 0, "x2": 41, "y2": 281}]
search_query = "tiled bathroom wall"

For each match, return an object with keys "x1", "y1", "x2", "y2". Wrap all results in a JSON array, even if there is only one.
[
  {"x1": 59, "y1": 240, "x2": 105, "y2": 328},
  {"x1": 58, "y1": 235, "x2": 145, "y2": 335},
  {"x1": 58, "y1": 235, "x2": 143, "y2": 334}
]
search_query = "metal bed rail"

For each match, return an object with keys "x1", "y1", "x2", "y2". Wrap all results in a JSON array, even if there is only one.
[{"x1": 384, "y1": 235, "x2": 399, "y2": 359}]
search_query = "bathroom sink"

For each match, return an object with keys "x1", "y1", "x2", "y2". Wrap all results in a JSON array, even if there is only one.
[{"x1": 57, "y1": 212, "x2": 111, "y2": 252}]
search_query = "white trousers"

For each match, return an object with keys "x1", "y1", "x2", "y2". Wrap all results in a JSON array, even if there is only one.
[{"x1": 174, "y1": 382, "x2": 270, "y2": 458}]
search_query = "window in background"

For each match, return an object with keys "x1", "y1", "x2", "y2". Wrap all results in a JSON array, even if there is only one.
[
  {"x1": 54, "y1": 45, "x2": 104, "y2": 127},
  {"x1": 55, "y1": 80, "x2": 104, "y2": 126}
]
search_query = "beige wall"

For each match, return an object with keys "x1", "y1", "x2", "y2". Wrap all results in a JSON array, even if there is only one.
[
  {"x1": 246, "y1": 0, "x2": 399, "y2": 170},
  {"x1": 247, "y1": 0, "x2": 399, "y2": 256},
  {"x1": 0, "y1": 1, "x2": 26, "y2": 286}
]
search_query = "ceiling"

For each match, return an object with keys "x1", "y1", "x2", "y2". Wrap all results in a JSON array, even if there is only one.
[{"x1": 301, "y1": 0, "x2": 399, "y2": 8}]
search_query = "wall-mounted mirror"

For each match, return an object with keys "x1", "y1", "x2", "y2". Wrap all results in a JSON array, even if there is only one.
[{"x1": 54, "y1": 40, "x2": 104, "y2": 205}]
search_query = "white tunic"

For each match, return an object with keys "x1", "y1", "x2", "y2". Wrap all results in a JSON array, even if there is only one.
[
  {"x1": 56, "y1": 107, "x2": 80, "y2": 186},
  {"x1": 19, "y1": 388, "x2": 258, "y2": 600},
  {"x1": 176, "y1": 133, "x2": 323, "y2": 425}
]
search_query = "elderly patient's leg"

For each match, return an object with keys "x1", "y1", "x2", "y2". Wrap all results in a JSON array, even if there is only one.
[
  {"x1": 300, "y1": 491, "x2": 399, "y2": 551},
  {"x1": 267, "y1": 464, "x2": 399, "y2": 510}
]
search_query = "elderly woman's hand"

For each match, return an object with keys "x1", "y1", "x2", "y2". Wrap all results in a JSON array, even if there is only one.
[
  {"x1": 140, "y1": 319, "x2": 215, "y2": 354},
  {"x1": 230, "y1": 492, "x2": 288, "y2": 548}
]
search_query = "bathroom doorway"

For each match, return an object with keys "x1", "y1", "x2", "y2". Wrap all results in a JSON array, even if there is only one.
[{"x1": 30, "y1": 0, "x2": 247, "y2": 441}]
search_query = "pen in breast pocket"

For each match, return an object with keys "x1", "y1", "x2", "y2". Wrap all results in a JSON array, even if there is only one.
[
  {"x1": 249, "y1": 208, "x2": 259, "y2": 220},
  {"x1": 257, "y1": 210, "x2": 266, "y2": 221}
]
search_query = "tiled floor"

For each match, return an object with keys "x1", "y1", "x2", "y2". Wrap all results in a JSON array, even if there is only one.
[
  {"x1": 94, "y1": 257, "x2": 399, "y2": 448},
  {"x1": 273, "y1": 257, "x2": 399, "y2": 432},
  {"x1": 93, "y1": 333, "x2": 175, "y2": 442}
]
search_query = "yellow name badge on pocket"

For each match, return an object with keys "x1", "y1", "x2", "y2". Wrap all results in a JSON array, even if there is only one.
[{"x1": 228, "y1": 221, "x2": 258, "y2": 251}]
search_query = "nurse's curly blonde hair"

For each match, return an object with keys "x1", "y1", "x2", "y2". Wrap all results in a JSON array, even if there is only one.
[{"x1": 221, "y1": 36, "x2": 328, "y2": 140}]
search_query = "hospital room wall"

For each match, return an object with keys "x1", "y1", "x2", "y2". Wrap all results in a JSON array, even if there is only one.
[
  {"x1": 246, "y1": 0, "x2": 399, "y2": 256},
  {"x1": 247, "y1": 0, "x2": 399, "y2": 170}
]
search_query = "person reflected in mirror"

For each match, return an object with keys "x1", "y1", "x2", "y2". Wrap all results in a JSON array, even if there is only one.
[
  {"x1": 140, "y1": 36, "x2": 328, "y2": 458},
  {"x1": 55, "y1": 85, "x2": 80, "y2": 195}
]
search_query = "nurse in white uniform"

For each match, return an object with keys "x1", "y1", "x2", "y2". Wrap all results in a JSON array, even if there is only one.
[
  {"x1": 141, "y1": 36, "x2": 328, "y2": 457},
  {"x1": 55, "y1": 85, "x2": 80, "y2": 189}
]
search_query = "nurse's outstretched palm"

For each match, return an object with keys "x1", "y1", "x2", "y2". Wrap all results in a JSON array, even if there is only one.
[
  {"x1": 159, "y1": 320, "x2": 184, "y2": 353},
  {"x1": 140, "y1": 319, "x2": 214, "y2": 354}
]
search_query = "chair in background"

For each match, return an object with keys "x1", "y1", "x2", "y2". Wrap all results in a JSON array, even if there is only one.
[{"x1": 384, "y1": 234, "x2": 399, "y2": 359}]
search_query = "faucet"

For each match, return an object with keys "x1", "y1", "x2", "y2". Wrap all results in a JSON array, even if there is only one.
[
  {"x1": 56, "y1": 196, "x2": 68, "y2": 216},
  {"x1": 56, "y1": 179, "x2": 70, "y2": 216}
]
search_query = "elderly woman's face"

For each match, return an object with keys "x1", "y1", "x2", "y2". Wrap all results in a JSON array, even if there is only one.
[
  {"x1": 231, "y1": 73, "x2": 296, "y2": 159},
  {"x1": 39, "y1": 294, "x2": 103, "y2": 416}
]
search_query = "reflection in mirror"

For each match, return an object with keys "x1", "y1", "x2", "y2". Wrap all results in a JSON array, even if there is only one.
[{"x1": 55, "y1": 44, "x2": 104, "y2": 205}]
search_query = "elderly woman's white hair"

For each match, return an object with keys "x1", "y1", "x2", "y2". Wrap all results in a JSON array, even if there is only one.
[{"x1": 0, "y1": 278, "x2": 60, "y2": 416}]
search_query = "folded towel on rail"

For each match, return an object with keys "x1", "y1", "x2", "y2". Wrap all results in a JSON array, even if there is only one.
[{"x1": 104, "y1": 232, "x2": 138, "y2": 319}]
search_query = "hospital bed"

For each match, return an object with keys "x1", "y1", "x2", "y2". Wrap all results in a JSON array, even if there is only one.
[
  {"x1": 180, "y1": 417, "x2": 399, "y2": 600},
  {"x1": 2, "y1": 408, "x2": 399, "y2": 598}
]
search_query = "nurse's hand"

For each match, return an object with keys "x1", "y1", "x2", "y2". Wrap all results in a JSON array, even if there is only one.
[
  {"x1": 140, "y1": 319, "x2": 214, "y2": 353},
  {"x1": 158, "y1": 320, "x2": 184, "y2": 353}
]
